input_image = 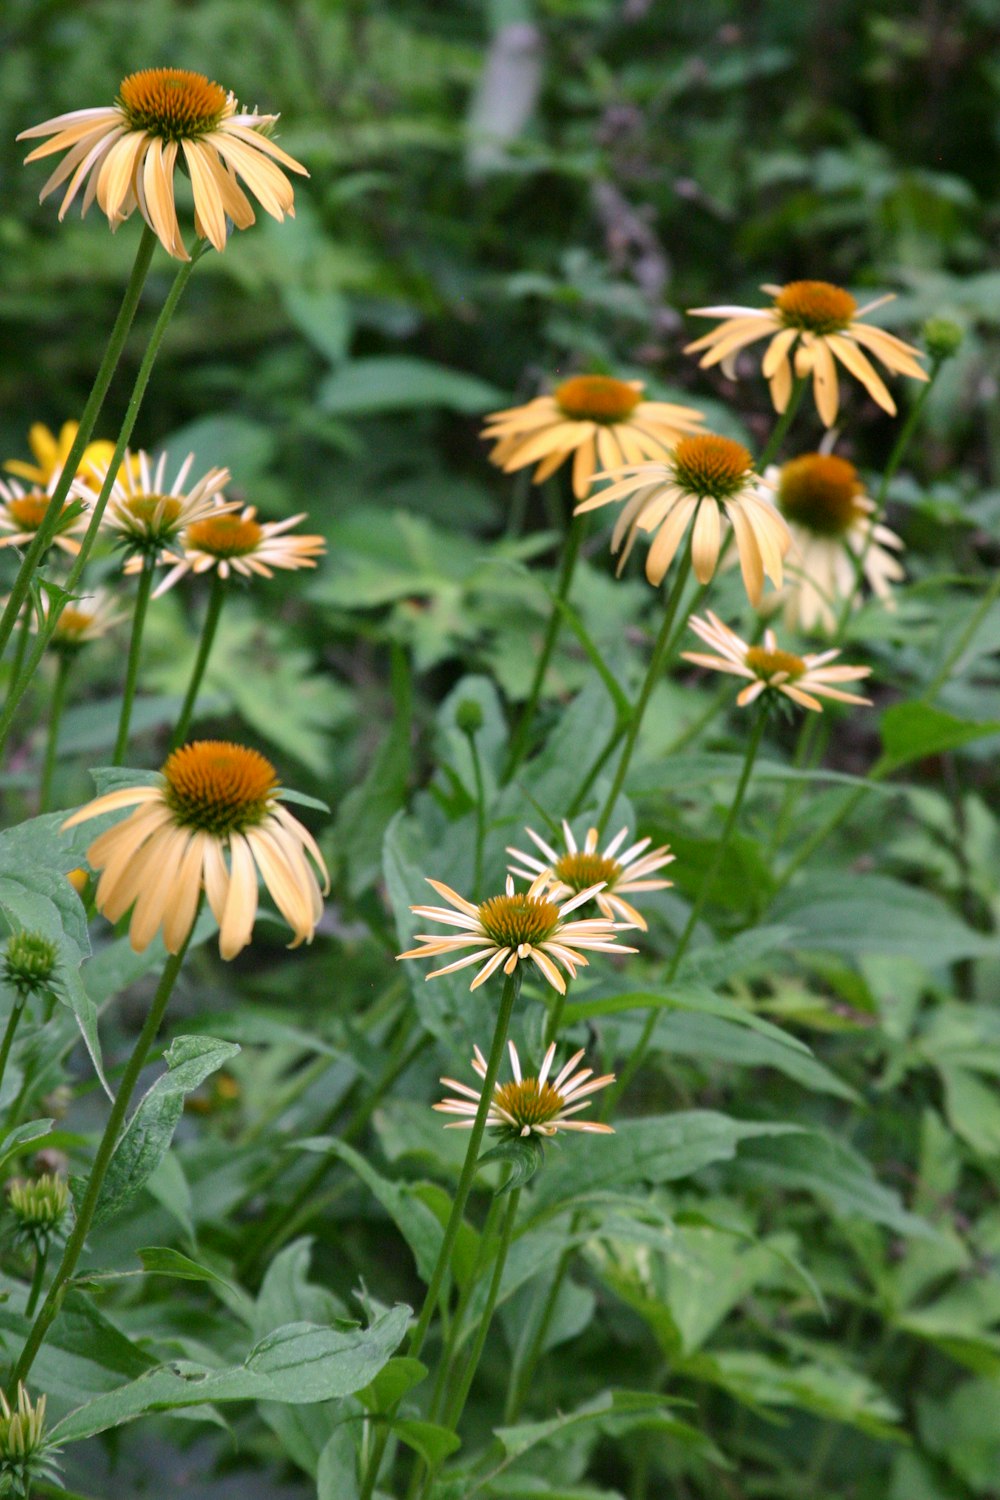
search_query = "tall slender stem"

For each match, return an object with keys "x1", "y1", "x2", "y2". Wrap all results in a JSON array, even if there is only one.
[
  {"x1": 358, "y1": 970, "x2": 521, "y2": 1500},
  {"x1": 8, "y1": 604, "x2": 33, "y2": 696},
  {"x1": 170, "y1": 572, "x2": 227, "y2": 750},
  {"x1": 0, "y1": 998, "x2": 26, "y2": 1107},
  {"x1": 24, "y1": 1246, "x2": 48, "y2": 1320},
  {"x1": 39, "y1": 654, "x2": 72, "y2": 813},
  {"x1": 9, "y1": 934, "x2": 191, "y2": 1392},
  {"x1": 441, "y1": 1184, "x2": 521, "y2": 1433},
  {"x1": 596, "y1": 547, "x2": 693, "y2": 832},
  {"x1": 112, "y1": 559, "x2": 155, "y2": 765},
  {"x1": 504, "y1": 514, "x2": 586, "y2": 782},
  {"x1": 607, "y1": 709, "x2": 768, "y2": 1113},
  {"x1": 0, "y1": 227, "x2": 157, "y2": 662},
  {"x1": 757, "y1": 375, "x2": 808, "y2": 471},
  {"x1": 0, "y1": 245, "x2": 203, "y2": 755}
]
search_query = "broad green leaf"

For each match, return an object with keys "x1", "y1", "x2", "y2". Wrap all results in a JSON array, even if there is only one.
[
  {"x1": 318, "y1": 1424, "x2": 360, "y2": 1500},
  {"x1": 691, "y1": 1348, "x2": 902, "y2": 1438},
  {"x1": 735, "y1": 1133, "x2": 934, "y2": 1237},
  {"x1": 393, "y1": 1418, "x2": 462, "y2": 1467},
  {"x1": 356, "y1": 1356, "x2": 427, "y2": 1413},
  {"x1": 564, "y1": 981, "x2": 815, "y2": 1055},
  {"x1": 158, "y1": 414, "x2": 277, "y2": 487},
  {"x1": 318, "y1": 355, "x2": 504, "y2": 415},
  {"x1": 878, "y1": 701, "x2": 1000, "y2": 772},
  {"x1": 0, "y1": 1119, "x2": 53, "y2": 1176},
  {"x1": 137, "y1": 1247, "x2": 244, "y2": 1303},
  {"x1": 0, "y1": 1288, "x2": 155, "y2": 1407}
]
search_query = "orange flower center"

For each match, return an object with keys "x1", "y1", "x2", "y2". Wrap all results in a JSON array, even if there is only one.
[
  {"x1": 493, "y1": 1077, "x2": 566, "y2": 1130},
  {"x1": 186, "y1": 514, "x2": 263, "y2": 558},
  {"x1": 122, "y1": 493, "x2": 184, "y2": 534},
  {"x1": 778, "y1": 453, "x2": 866, "y2": 537},
  {"x1": 6, "y1": 495, "x2": 67, "y2": 532},
  {"x1": 672, "y1": 434, "x2": 753, "y2": 499},
  {"x1": 553, "y1": 851, "x2": 621, "y2": 892},
  {"x1": 477, "y1": 893, "x2": 560, "y2": 948},
  {"x1": 162, "y1": 740, "x2": 278, "y2": 836},
  {"x1": 745, "y1": 645, "x2": 806, "y2": 681},
  {"x1": 54, "y1": 607, "x2": 96, "y2": 641},
  {"x1": 774, "y1": 281, "x2": 857, "y2": 335},
  {"x1": 554, "y1": 375, "x2": 642, "y2": 424},
  {"x1": 118, "y1": 69, "x2": 229, "y2": 138}
]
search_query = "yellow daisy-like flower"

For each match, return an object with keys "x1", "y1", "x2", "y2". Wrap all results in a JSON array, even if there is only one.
[
  {"x1": 397, "y1": 873, "x2": 636, "y2": 994},
  {"x1": 4, "y1": 421, "x2": 117, "y2": 492},
  {"x1": 103, "y1": 449, "x2": 233, "y2": 559},
  {"x1": 481, "y1": 374, "x2": 705, "y2": 500},
  {"x1": 34, "y1": 588, "x2": 126, "y2": 650},
  {"x1": 683, "y1": 611, "x2": 872, "y2": 713},
  {"x1": 19, "y1": 67, "x2": 309, "y2": 261},
  {"x1": 61, "y1": 740, "x2": 329, "y2": 959},
  {"x1": 507, "y1": 821, "x2": 673, "y2": 931},
  {"x1": 435, "y1": 1040, "x2": 615, "y2": 1137},
  {"x1": 146, "y1": 505, "x2": 326, "y2": 597},
  {"x1": 0, "y1": 476, "x2": 89, "y2": 557},
  {"x1": 575, "y1": 433, "x2": 791, "y2": 606},
  {"x1": 763, "y1": 453, "x2": 905, "y2": 634},
  {"x1": 685, "y1": 280, "x2": 928, "y2": 427}
]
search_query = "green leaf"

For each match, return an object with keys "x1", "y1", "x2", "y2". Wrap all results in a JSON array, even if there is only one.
[
  {"x1": 564, "y1": 981, "x2": 814, "y2": 1054},
  {"x1": 0, "y1": 1119, "x2": 54, "y2": 1176},
  {"x1": 158, "y1": 414, "x2": 277, "y2": 488},
  {"x1": 93, "y1": 1036, "x2": 240, "y2": 1228},
  {"x1": 478, "y1": 1134, "x2": 546, "y2": 1191},
  {"x1": 336, "y1": 647, "x2": 412, "y2": 896},
  {"x1": 318, "y1": 355, "x2": 504, "y2": 415},
  {"x1": 393, "y1": 1418, "x2": 462, "y2": 1468},
  {"x1": 735, "y1": 1133, "x2": 934, "y2": 1237},
  {"x1": 878, "y1": 701, "x2": 1000, "y2": 772},
  {"x1": 137, "y1": 1247, "x2": 243, "y2": 1301},
  {"x1": 318, "y1": 1425, "x2": 360, "y2": 1500},
  {"x1": 356, "y1": 1356, "x2": 427, "y2": 1413}
]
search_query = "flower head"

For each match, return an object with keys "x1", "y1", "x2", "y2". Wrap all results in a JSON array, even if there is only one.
[
  {"x1": 144, "y1": 504, "x2": 326, "y2": 596},
  {"x1": 436, "y1": 1040, "x2": 615, "y2": 1137},
  {"x1": 2, "y1": 933, "x2": 58, "y2": 1000},
  {"x1": 101, "y1": 449, "x2": 233, "y2": 560},
  {"x1": 764, "y1": 454, "x2": 904, "y2": 634},
  {"x1": 398, "y1": 873, "x2": 636, "y2": 994},
  {"x1": 575, "y1": 433, "x2": 791, "y2": 606},
  {"x1": 507, "y1": 821, "x2": 673, "y2": 931},
  {"x1": 481, "y1": 375, "x2": 705, "y2": 500},
  {"x1": 0, "y1": 1385, "x2": 61, "y2": 1499},
  {"x1": 0, "y1": 475, "x2": 88, "y2": 558},
  {"x1": 683, "y1": 611, "x2": 872, "y2": 713},
  {"x1": 34, "y1": 588, "x2": 126, "y2": 651},
  {"x1": 19, "y1": 67, "x2": 309, "y2": 261},
  {"x1": 4, "y1": 421, "x2": 117, "y2": 492},
  {"x1": 6, "y1": 1174, "x2": 71, "y2": 1256},
  {"x1": 61, "y1": 740, "x2": 329, "y2": 959},
  {"x1": 685, "y1": 280, "x2": 928, "y2": 427}
]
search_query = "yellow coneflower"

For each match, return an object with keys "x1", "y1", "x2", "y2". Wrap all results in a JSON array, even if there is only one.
[
  {"x1": 397, "y1": 873, "x2": 635, "y2": 994},
  {"x1": 685, "y1": 281, "x2": 928, "y2": 426},
  {"x1": 0, "y1": 476, "x2": 89, "y2": 558},
  {"x1": 507, "y1": 821, "x2": 673, "y2": 931},
  {"x1": 102, "y1": 449, "x2": 233, "y2": 560},
  {"x1": 3, "y1": 421, "x2": 117, "y2": 492},
  {"x1": 62, "y1": 740, "x2": 329, "y2": 958},
  {"x1": 683, "y1": 611, "x2": 872, "y2": 712},
  {"x1": 19, "y1": 67, "x2": 308, "y2": 261},
  {"x1": 35, "y1": 588, "x2": 126, "y2": 649},
  {"x1": 482, "y1": 375, "x2": 705, "y2": 500},
  {"x1": 762, "y1": 453, "x2": 905, "y2": 634},
  {"x1": 145, "y1": 505, "x2": 326, "y2": 596},
  {"x1": 575, "y1": 433, "x2": 791, "y2": 606},
  {"x1": 435, "y1": 1040, "x2": 615, "y2": 1137}
]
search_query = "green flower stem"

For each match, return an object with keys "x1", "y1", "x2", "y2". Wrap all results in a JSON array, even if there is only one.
[
  {"x1": 359, "y1": 969, "x2": 521, "y2": 1500},
  {"x1": 0, "y1": 998, "x2": 26, "y2": 1109},
  {"x1": 0, "y1": 226, "x2": 157, "y2": 664},
  {"x1": 504, "y1": 1238, "x2": 572, "y2": 1422},
  {"x1": 756, "y1": 374, "x2": 808, "y2": 471},
  {"x1": 0, "y1": 242, "x2": 204, "y2": 757},
  {"x1": 924, "y1": 569, "x2": 1000, "y2": 701},
  {"x1": 169, "y1": 571, "x2": 228, "y2": 751},
  {"x1": 544, "y1": 986, "x2": 568, "y2": 1048},
  {"x1": 8, "y1": 603, "x2": 33, "y2": 697},
  {"x1": 38, "y1": 654, "x2": 72, "y2": 813},
  {"x1": 423, "y1": 1190, "x2": 505, "y2": 1431},
  {"x1": 504, "y1": 513, "x2": 587, "y2": 782},
  {"x1": 9, "y1": 931, "x2": 192, "y2": 1393},
  {"x1": 24, "y1": 1245, "x2": 48, "y2": 1321},
  {"x1": 607, "y1": 708, "x2": 768, "y2": 1114},
  {"x1": 112, "y1": 559, "x2": 154, "y2": 766},
  {"x1": 441, "y1": 1184, "x2": 521, "y2": 1433},
  {"x1": 596, "y1": 546, "x2": 693, "y2": 833}
]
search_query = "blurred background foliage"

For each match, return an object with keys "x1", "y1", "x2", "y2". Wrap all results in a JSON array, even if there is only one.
[{"x1": 2, "y1": 2, "x2": 1000, "y2": 1497}]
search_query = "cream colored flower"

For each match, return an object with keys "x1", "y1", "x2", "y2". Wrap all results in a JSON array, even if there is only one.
[
  {"x1": 62, "y1": 740, "x2": 329, "y2": 959},
  {"x1": 507, "y1": 821, "x2": 673, "y2": 931},
  {"x1": 397, "y1": 873, "x2": 636, "y2": 994},
  {"x1": 575, "y1": 433, "x2": 791, "y2": 606},
  {"x1": 0, "y1": 475, "x2": 89, "y2": 557},
  {"x1": 103, "y1": 449, "x2": 233, "y2": 559},
  {"x1": 19, "y1": 67, "x2": 308, "y2": 261},
  {"x1": 35, "y1": 588, "x2": 126, "y2": 649},
  {"x1": 482, "y1": 375, "x2": 704, "y2": 500},
  {"x1": 685, "y1": 280, "x2": 928, "y2": 426},
  {"x1": 146, "y1": 505, "x2": 326, "y2": 596},
  {"x1": 683, "y1": 611, "x2": 872, "y2": 712},
  {"x1": 763, "y1": 453, "x2": 905, "y2": 634},
  {"x1": 4, "y1": 421, "x2": 117, "y2": 492},
  {"x1": 435, "y1": 1040, "x2": 615, "y2": 1137}
]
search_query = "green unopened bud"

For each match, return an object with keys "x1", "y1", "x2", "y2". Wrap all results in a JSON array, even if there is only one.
[
  {"x1": 922, "y1": 318, "x2": 963, "y2": 362},
  {"x1": 456, "y1": 699, "x2": 484, "y2": 736},
  {"x1": 7, "y1": 1174, "x2": 70, "y2": 1254},
  {"x1": 0, "y1": 1385, "x2": 61, "y2": 1498},
  {"x1": 1, "y1": 933, "x2": 57, "y2": 1000}
]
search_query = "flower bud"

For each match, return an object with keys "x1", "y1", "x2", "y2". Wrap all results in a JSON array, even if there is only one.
[
  {"x1": 456, "y1": 699, "x2": 485, "y2": 736},
  {"x1": 6, "y1": 1174, "x2": 71, "y2": 1255},
  {"x1": 922, "y1": 318, "x2": 963, "y2": 362},
  {"x1": 1, "y1": 933, "x2": 57, "y2": 1000},
  {"x1": 0, "y1": 1385, "x2": 61, "y2": 1497}
]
